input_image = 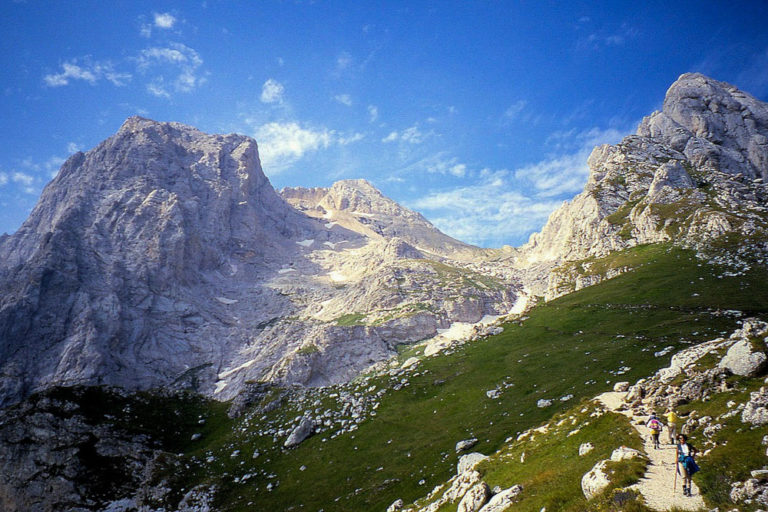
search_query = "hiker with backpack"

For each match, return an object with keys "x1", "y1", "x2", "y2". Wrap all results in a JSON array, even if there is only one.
[
  {"x1": 665, "y1": 408, "x2": 679, "y2": 445},
  {"x1": 676, "y1": 434, "x2": 699, "y2": 497},
  {"x1": 646, "y1": 412, "x2": 663, "y2": 449}
]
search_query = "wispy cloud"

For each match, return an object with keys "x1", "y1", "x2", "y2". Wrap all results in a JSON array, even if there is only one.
[
  {"x1": 140, "y1": 11, "x2": 178, "y2": 37},
  {"x1": 504, "y1": 100, "x2": 528, "y2": 119},
  {"x1": 336, "y1": 51, "x2": 353, "y2": 71},
  {"x1": 368, "y1": 105, "x2": 379, "y2": 122},
  {"x1": 334, "y1": 94, "x2": 352, "y2": 106},
  {"x1": 408, "y1": 126, "x2": 628, "y2": 246},
  {"x1": 381, "y1": 125, "x2": 425, "y2": 144},
  {"x1": 260, "y1": 79, "x2": 285, "y2": 104},
  {"x1": 136, "y1": 43, "x2": 205, "y2": 97},
  {"x1": 410, "y1": 172, "x2": 563, "y2": 247},
  {"x1": 582, "y1": 23, "x2": 638, "y2": 49},
  {"x1": 0, "y1": 172, "x2": 7, "y2": 186},
  {"x1": 43, "y1": 59, "x2": 130, "y2": 87},
  {"x1": 253, "y1": 121, "x2": 363, "y2": 173}
]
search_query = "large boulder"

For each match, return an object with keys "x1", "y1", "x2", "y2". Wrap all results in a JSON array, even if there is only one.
[
  {"x1": 582, "y1": 460, "x2": 611, "y2": 500},
  {"x1": 719, "y1": 339, "x2": 767, "y2": 377}
]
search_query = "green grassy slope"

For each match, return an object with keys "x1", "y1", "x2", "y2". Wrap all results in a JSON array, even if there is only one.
[{"x1": 170, "y1": 244, "x2": 768, "y2": 511}]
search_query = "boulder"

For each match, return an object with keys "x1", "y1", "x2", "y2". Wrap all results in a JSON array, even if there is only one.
[
  {"x1": 457, "y1": 482, "x2": 491, "y2": 512},
  {"x1": 613, "y1": 381, "x2": 630, "y2": 392},
  {"x1": 610, "y1": 446, "x2": 642, "y2": 461},
  {"x1": 537, "y1": 399, "x2": 552, "y2": 408},
  {"x1": 455, "y1": 438, "x2": 479, "y2": 453},
  {"x1": 477, "y1": 485, "x2": 523, "y2": 512},
  {"x1": 457, "y1": 452, "x2": 488, "y2": 475},
  {"x1": 582, "y1": 460, "x2": 610, "y2": 500},
  {"x1": 719, "y1": 339, "x2": 767, "y2": 377},
  {"x1": 742, "y1": 387, "x2": 768, "y2": 425},
  {"x1": 284, "y1": 416, "x2": 315, "y2": 448},
  {"x1": 386, "y1": 498, "x2": 404, "y2": 512},
  {"x1": 579, "y1": 443, "x2": 594, "y2": 456}
]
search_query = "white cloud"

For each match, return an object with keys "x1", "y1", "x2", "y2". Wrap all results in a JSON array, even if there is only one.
[
  {"x1": 154, "y1": 12, "x2": 176, "y2": 29},
  {"x1": 504, "y1": 100, "x2": 528, "y2": 119},
  {"x1": 44, "y1": 59, "x2": 130, "y2": 87},
  {"x1": 381, "y1": 125, "x2": 424, "y2": 144},
  {"x1": 516, "y1": 127, "x2": 625, "y2": 197},
  {"x1": 12, "y1": 172, "x2": 34, "y2": 186},
  {"x1": 336, "y1": 52, "x2": 353, "y2": 71},
  {"x1": 260, "y1": 79, "x2": 285, "y2": 103},
  {"x1": 0, "y1": 172, "x2": 7, "y2": 186},
  {"x1": 584, "y1": 23, "x2": 638, "y2": 48},
  {"x1": 66, "y1": 142, "x2": 82, "y2": 154},
  {"x1": 137, "y1": 43, "x2": 205, "y2": 97},
  {"x1": 334, "y1": 94, "x2": 352, "y2": 106},
  {"x1": 368, "y1": 105, "x2": 378, "y2": 122},
  {"x1": 410, "y1": 173, "x2": 563, "y2": 247},
  {"x1": 253, "y1": 122, "x2": 362, "y2": 173}
]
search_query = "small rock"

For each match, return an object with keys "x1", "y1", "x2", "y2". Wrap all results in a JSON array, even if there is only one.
[
  {"x1": 579, "y1": 443, "x2": 594, "y2": 456},
  {"x1": 455, "y1": 438, "x2": 479, "y2": 453},
  {"x1": 386, "y1": 498, "x2": 404, "y2": 512},
  {"x1": 610, "y1": 446, "x2": 642, "y2": 461},
  {"x1": 613, "y1": 382, "x2": 630, "y2": 392},
  {"x1": 537, "y1": 399, "x2": 552, "y2": 408}
]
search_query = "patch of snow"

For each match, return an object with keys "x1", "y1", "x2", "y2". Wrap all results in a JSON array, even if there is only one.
[
  {"x1": 216, "y1": 297, "x2": 238, "y2": 305},
  {"x1": 324, "y1": 241, "x2": 337, "y2": 249},
  {"x1": 218, "y1": 358, "x2": 258, "y2": 380},
  {"x1": 297, "y1": 239, "x2": 315, "y2": 247},
  {"x1": 509, "y1": 291, "x2": 530, "y2": 315},
  {"x1": 325, "y1": 222, "x2": 337, "y2": 229},
  {"x1": 278, "y1": 268, "x2": 296, "y2": 274},
  {"x1": 214, "y1": 380, "x2": 228, "y2": 394}
]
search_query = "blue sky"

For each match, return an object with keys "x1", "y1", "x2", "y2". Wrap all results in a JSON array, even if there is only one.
[{"x1": 2, "y1": 1, "x2": 768, "y2": 247}]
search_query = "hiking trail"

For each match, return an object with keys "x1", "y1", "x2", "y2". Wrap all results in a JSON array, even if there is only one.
[{"x1": 598, "y1": 392, "x2": 706, "y2": 511}]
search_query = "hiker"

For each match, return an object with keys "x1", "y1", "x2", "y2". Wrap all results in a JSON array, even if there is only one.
[
  {"x1": 665, "y1": 408, "x2": 679, "y2": 444},
  {"x1": 646, "y1": 412, "x2": 663, "y2": 449},
  {"x1": 676, "y1": 434, "x2": 699, "y2": 497}
]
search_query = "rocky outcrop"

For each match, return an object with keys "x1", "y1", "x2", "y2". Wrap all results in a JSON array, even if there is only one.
[
  {"x1": 516, "y1": 74, "x2": 768, "y2": 298},
  {"x1": 719, "y1": 339, "x2": 767, "y2": 376}
]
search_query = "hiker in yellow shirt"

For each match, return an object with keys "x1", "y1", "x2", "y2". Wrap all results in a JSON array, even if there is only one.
[{"x1": 665, "y1": 408, "x2": 679, "y2": 445}]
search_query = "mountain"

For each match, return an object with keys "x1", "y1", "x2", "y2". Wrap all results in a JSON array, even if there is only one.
[
  {"x1": 517, "y1": 73, "x2": 768, "y2": 298},
  {"x1": 0, "y1": 117, "x2": 517, "y2": 407}
]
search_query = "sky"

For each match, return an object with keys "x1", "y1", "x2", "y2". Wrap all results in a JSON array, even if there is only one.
[{"x1": 2, "y1": 1, "x2": 768, "y2": 248}]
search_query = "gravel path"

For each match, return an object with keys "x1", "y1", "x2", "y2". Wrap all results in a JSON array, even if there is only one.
[{"x1": 597, "y1": 392, "x2": 706, "y2": 511}]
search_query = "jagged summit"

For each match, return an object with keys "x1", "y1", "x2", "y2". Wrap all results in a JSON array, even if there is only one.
[
  {"x1": 639, "y1": 73, "x2": 768, "y2": 179},
  {"x1": 518, "y1": 73, "x2": 768, "y2": 296}
]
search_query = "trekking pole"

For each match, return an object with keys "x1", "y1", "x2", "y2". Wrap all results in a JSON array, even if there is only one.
[{"x1": 673, "y1": 446, "x2": 678, "y2": 493}]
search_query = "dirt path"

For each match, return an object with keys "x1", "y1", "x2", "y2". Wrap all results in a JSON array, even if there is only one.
[{"x1": 597, "y1": 392, "x2": 705, "y2": 511}]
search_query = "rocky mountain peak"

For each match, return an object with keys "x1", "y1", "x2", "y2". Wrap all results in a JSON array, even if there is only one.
[
  {"x1": 638, "y1": 72, "x2": 768, "y2": 179},
  {"x1": 519, "y1": 74, "x2": 768, "y2": 288}
]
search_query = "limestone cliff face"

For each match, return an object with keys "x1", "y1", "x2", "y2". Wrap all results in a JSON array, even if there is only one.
[
  {"x1": 0, "y1": 117, "x2": 318, "y2": 406},
  {"x1": 518, "y1": 74, "x2": 768, "y2": 289},
  {"x1": 0, "y1": 118, "x2": 518, "y2": 406}
]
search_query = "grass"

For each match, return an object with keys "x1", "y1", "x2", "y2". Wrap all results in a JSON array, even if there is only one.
[{"x1": 334, "y1": 312, "x2": 367, "y2": 326}]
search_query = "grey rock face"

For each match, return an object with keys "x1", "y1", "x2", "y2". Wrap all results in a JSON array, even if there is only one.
[
  {"x1": 0, "y1": 117, "x2": 518, "y2": 407},
  {"x1": 517, "y1": 74, "x2": 768, "y2": 298}
]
